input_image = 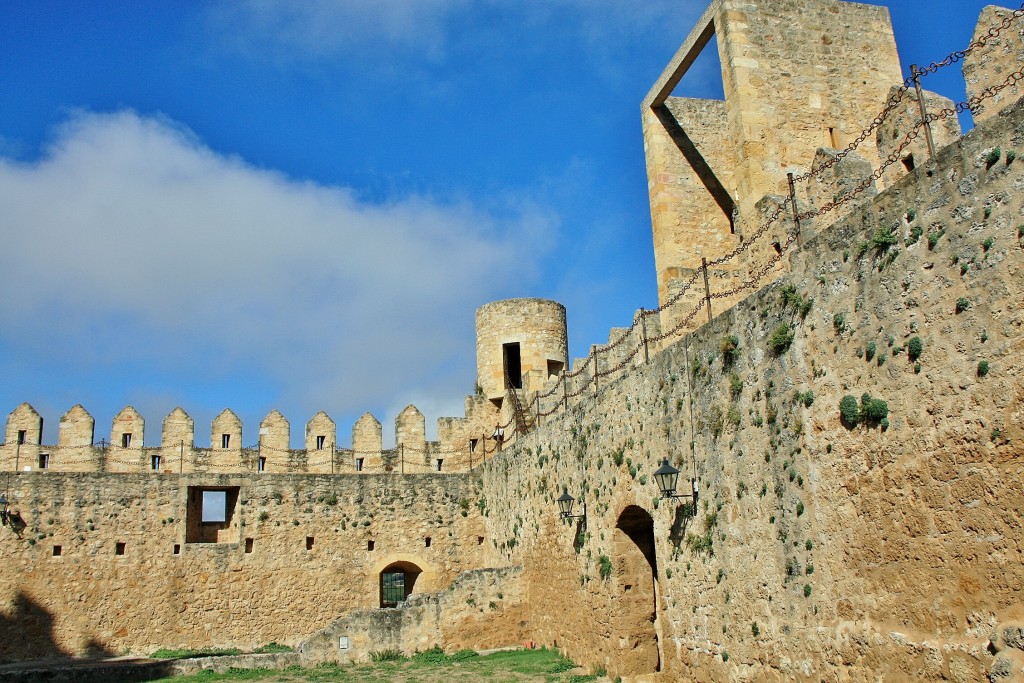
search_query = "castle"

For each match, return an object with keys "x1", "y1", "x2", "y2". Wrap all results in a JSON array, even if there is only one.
[{"x1": 2, "y1": 1, "x2": 1023, "y2": 681}]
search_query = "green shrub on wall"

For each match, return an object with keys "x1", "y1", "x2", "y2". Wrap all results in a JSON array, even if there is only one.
[{"x1": 839, "y1": 395, "x2": 860, "y2": 427}]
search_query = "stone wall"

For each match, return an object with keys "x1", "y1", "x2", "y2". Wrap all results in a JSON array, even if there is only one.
[
  {"x1": 472, "y1": 93, "x2": 1024, "y2": 681},
  {"x1": 0, "y1": 472, "x2": 486, "y2": 662}
]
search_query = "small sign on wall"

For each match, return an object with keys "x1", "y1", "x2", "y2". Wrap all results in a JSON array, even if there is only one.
[{"x1": 338, "y1": 637, "x2": 350, "y2": 650}]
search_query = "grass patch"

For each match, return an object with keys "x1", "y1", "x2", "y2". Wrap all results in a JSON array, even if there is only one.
[{"x1": 151, "y1": 647, "x2": 586, "y2": 682}]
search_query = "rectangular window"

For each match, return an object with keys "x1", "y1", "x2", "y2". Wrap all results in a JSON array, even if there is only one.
[
  {"x1": 316, "y1": 435, "x2": 325, "y2": 450},
  {"x1": 257, "y1": 457, "x2": 266, "y2": 472},
  {"x1": 121, "y1": 433, "x2": 132, "y2": 448},
  {"x1": 306, "y1": 536, "x2": 314, "y2": 551},
  {"x1": 367, "y1": 540, "x2": 375, "y2": 551},
  {"x1": 221, "y1": 434, "x2": 231, "y2": 449},
  {"x1": 185, "y1": 487, "x2": 240, "y2": 544},
  {"x1": 173, "y1": 544, "x2": 181, "y2": 555},
  {"x1": 39, "y1": 453, "x2": 49, "y2": 469},
  {"x1": 201, "y1": 490, "x2": 228, "y2": 522},
  {"x1": 17, "y1": 430, "x2": 26, "y2": 445},
  {"x1": 502, "y1": 342, "x2": 523, "y2": 389},
  {"x1": 435, "y1": 459, "x2": 443, "y2": 471},
  {"x1": 115, "y1": 542, "x2": 126, "y2": 556},
  {"x1": 355, "y1": 458, "x2": 364, "y2": 472},
  {"x1": 469, "y1": 438, "x2": 477, "y2": 454},
  {"x1": 245, "y1": 538, "x2": 254, "y2": 553},
  {"x1": 52, "y1": 545, "x2": 62, "y2": 557},
  {"x1": 424, "y1": 537, "x2": 431, "y2": 548},
  {"x1": 151, "y1": 455, "x2": 161, "y2": 471}
]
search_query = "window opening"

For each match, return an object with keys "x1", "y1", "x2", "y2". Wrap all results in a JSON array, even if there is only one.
[
  {"x1": 121, "y1": 433, "x2": 132, "y2": 448},
  {"x1": 186, "y1": 487, "x2": 240, "y2": 544},
  {"x1": 202, "y1": 490, "x2": 227, "y2": 522},
  {"x1": 173, "y1": 544, "x2": 181, "y2": 555},
  {"x1": 502, "y1": 342, "x2": 522, "y2": 389},
  {"x1": 17, "y1": 430, "x2": 26, "y2": 445},
  {"x1": 151, "y1": 455, "x2": 161, "y2": 471},
  {"x1": 477, "y1": 536, "x2": 484, "y2": 545},
  {"x1": 306, "y1": 536, "x2": 315, "y2": 551},
  {"x1": 52, "y1": 545, "x2": 62, "y2": 557},
  {"x1": 546, "y1": 359, "x2": 564, "y2": 380},
  {"x1": 257, "y1": 457, "x2": 266, "y2": 472},
  {"x1": 221, "y1": 433, "x2": 231, "y2": 449},
  {"x1": 39, "y1": 453, "x2": 49, "y2": 469},
  {"x1": 469, "y1": 438, "x2": 477, "y2": 454},
  {"x1": 367, "y1": 540, "x2": 375, "y2": 551},
  {"x1": 355, "y1": 458, "x2": 364, "y2": 472},
  {"x1": 829, "y1": 126, "x2": 839, "y2": 148},
  {"x1": 115, "y1": 542, "x2": 126, "y2": 556},
  {"x1": 425, "y1": 537, "x2": 432, "y2": 548},
  {"x1": 245, "y1": 538, "x2": 254, "y2": 553},
  {"x1": 903, "y1": 154, "x2": 916, "y2": 172},
  {"x1": 316, "y1": 435, "x2": 325, "y2": 450},
  {"x1": 435, "y1": 459, "x2": 443, "y2": 471}
]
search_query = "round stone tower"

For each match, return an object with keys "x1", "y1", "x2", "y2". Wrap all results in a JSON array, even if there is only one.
[{"x1": 475, "y1": 298, "x2": 568, "y2": 404}]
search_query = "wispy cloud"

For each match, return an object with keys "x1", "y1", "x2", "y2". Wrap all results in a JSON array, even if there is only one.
[
  {"x1": 0, "y1": 110, "x2": 554, "y2": 439},
  {"x1": 206, "y1": 0, "x2": 703, "y2": 73}
]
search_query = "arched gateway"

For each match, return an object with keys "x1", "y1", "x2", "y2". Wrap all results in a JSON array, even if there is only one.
[{"x1": 612, "y1": 505, "x2": 660, "y2": 676}]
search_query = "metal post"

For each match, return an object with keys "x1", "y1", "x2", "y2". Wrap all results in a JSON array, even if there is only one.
[
  {"x1": 911, "y1": 64, "x2": 936, "y2": 160},
  {"x1": 787, "y1": 172, "x2": 801, "y2": 248},
  {"x1": 701, "y1": 257, "x2": 713, "y2": 323},
  {"x1": 639, "y1": 308, "x2": 649, "y2": 364},
  {"x1": 562, "y1": 372, "x2": 568, "y2": 412}
]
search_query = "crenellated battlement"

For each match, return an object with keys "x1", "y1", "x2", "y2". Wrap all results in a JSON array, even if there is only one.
[{"x1": 0, "y1": 397, "x2": 504, "y2": 475}]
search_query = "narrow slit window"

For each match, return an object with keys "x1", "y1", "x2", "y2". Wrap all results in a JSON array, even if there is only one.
[
  {"x1": 829, "y1": 126, "x2": 839, "y2": 148},
  {"x1": 151, "y1": 455, "x2": 161, "y2": 471},
  {"x1": 121, "y1": 433, "x2": 132, "y2": 448},
  {"x1": 52, "y1": 545, "x2": 62, "y2": 557},
  {"x1": 221, "y1": 433, "x2": 231, "y2": 449},
  {"x1": 17, "y1": 430, "x2": 26, "y2": 445},
  {"x1": 435, "y1": 459, "x2": 443, "y2": 471},
  {"x1": 903, "y1": 154, "x2": 915, "y2": 172},
  {"x1": 306, "y1": 536, "x2": 314, "y2": 551},
  {"x1": 367, "y1": 540, "x2": 375, "y2": 551},
  {"x1": 316, "y1": 435, "x2": 325, "y2": 450},
  {"x1": 39, "y1": 453, "x2": 49, "y2": 469},
  {"x1": 355, "y1": 458, "x2": 364, "y2": 472},
  {"x1": 257, "y1": 457, "x2": 266, "y2": 472},
  {"x1": 115, "y1": 542, "x2": 126, "y2": 556},
  {"x1": 424, "y1": 537, "x2": 431, "y2": 548},
  {"x1": 173, "y1": 544, "x2": 181, "y2": 555},
  {"x1": 469, "y1": 438, "x2": 477, "y2": 454},
  {"x1": 245, "y1": 538, "x2": 254, "y2": 553}
]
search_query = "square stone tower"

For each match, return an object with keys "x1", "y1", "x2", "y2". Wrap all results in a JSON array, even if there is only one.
[{"x1": 643, "y1": 0, "x2": 904, "y2": 318}]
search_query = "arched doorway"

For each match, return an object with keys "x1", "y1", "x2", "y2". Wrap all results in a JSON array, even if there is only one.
[
  {"x1": 612, "y1": 505, "x2": 660, "y2": 675},
  {"x1": 379, "y1": 561, "x2": 422, "y2": 608}
]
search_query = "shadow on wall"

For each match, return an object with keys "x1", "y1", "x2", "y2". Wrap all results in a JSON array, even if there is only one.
[{"x1": 0, "y1": 592, "x2": 115, "y2": 664}]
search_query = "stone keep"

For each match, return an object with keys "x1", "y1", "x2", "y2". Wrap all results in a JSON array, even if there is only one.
[
  {"x1": 643, "y1": 0, "x2": 904, "y2": 318},
  {"x1": 474, "y1": 298, "x2": 568, "y2": 404}
]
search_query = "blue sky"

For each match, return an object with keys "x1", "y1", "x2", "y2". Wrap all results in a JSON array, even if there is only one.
[{"x1": 0, "y1": 0, "x2": 1001, "y2": 447}]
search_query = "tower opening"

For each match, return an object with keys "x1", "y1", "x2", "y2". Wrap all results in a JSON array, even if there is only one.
[{"x1": 503, "y1": 343, "x2": 522, "y2": 390}]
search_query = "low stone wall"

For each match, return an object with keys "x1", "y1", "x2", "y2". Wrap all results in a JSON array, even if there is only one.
[{"x1": 297, "y1": 566, "x2": 527, "y2": 665}]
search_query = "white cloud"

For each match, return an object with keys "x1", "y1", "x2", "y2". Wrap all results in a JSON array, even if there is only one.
[
  {"x1": 0, "y1": 110, "x2": 553, "y2": 436},
  {"x1": 207, "y1": 0, "x2": 703, "y2": 68}
]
